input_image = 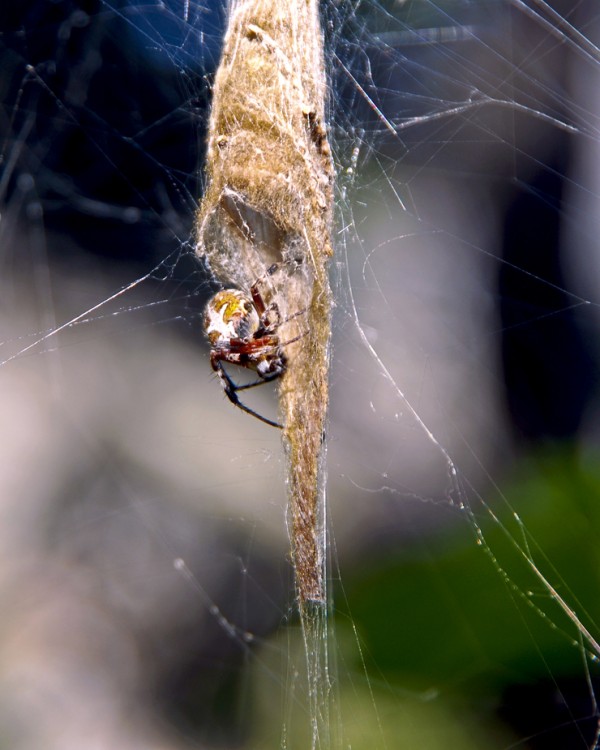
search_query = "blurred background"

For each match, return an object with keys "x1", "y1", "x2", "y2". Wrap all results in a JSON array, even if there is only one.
[{"x1": 1, "y1": 0, "x2": 600, "y2": 747}]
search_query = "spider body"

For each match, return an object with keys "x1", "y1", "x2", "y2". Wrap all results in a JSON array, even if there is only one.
[{"x1": 204, "y1": 284, "x2": 286, "y2": 427}]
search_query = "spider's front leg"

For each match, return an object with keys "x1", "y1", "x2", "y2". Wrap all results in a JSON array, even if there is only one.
[{"x1": 210, "y1": 350, "x2": 282, "y2": 429}]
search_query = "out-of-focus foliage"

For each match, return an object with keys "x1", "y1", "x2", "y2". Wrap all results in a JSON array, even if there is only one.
[{"x1": 336, "y1": 447, "x2": 600, "y2": 746}]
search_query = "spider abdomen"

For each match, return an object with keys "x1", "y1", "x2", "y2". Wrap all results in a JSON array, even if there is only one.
[{"x1": 204, "y1": 289, "x2": 260, "y2": 345}]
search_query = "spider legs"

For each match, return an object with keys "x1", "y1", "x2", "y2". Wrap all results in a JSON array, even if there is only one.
[
  {"x1": 210, "y1": 355, "x2": 282, "y2": 429},
  {"x1": 250, "y1": 263, "x2": 306, "y2": 334}
]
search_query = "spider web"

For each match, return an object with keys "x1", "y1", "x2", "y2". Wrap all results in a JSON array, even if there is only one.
[{"x1": 1, "y1": 1, "x2": 600, "y2": 748}]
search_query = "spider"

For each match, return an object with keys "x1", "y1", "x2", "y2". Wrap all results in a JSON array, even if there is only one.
[{"x1": 204, "y1": 270, "x2": 289, "y2": 428}]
